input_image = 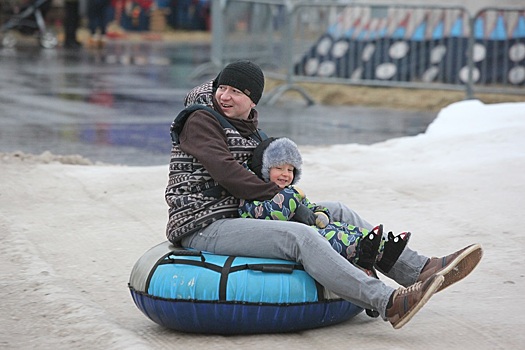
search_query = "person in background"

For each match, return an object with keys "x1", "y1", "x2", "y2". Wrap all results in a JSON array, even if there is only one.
[
  {"x1": 87, "y1": 0, "x2": 111, "y2": 48},
  {"x1": 63, "y1": 0, "x2": 81, "y2": 49}
]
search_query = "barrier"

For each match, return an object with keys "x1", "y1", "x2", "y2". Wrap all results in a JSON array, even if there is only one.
[
  {"x1": 198, "y1": 1, "x2": 524, "y2": 104},
  {"x1": 469, "y1": 8, "x2": 525, "y2": 94}
]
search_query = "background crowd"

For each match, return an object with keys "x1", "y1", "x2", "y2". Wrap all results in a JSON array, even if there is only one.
[{"x1": 0, "y1": 0, "x2": 211, "y2": 49}]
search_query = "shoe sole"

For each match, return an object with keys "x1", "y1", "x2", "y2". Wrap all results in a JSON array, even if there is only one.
[
  {"x1": 437, "y1": 243, "x2": 483, "y2": 293},
  {"x1": 393, "y1": 275, "x2": 444, "y2": 329}
]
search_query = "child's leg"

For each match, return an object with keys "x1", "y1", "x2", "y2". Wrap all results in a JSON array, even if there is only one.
[
  {"x1": 317, "y1": 222, "x2": 361, "y2": 261},
  {"x1": 319, "y1": 201, "x2": 428, "y2": 287},
  {"x1": 318, "y1": 222, "x2": 385, "y2": 268}
]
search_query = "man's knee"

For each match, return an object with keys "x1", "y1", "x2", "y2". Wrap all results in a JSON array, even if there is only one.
[{"x1": 318, "y1": 201, "x2": 373, "y2": 230}]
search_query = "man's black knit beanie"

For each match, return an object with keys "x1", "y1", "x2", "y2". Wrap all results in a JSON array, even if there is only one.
[{"x1": 216, "y1": 60, "x2": 265, "y2": 104}]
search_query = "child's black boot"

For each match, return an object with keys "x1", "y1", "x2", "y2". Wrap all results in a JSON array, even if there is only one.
[
  {"x1": 376, "y1": 231, "x2": 411, "y2": 273},
  {"x1": 355, "y1": 224, "x2": 384, "y2": 273}
]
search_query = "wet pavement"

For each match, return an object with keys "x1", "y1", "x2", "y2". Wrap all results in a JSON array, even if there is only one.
[{"x1": 0, "y1": 40, "x2": 437, "y2": 166}]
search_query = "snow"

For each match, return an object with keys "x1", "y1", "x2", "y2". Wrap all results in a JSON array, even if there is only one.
[{"x1": 1, "y1": 100, "x2": 524, "y2": 349}]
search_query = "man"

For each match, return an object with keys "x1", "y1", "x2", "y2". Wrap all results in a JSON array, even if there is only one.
[
  {"x1": 165, "y1": 60, "x2": 483, "y2": 329},
  {"x1": 64, "y1": 0, "x2": 81, "y2": 49}
]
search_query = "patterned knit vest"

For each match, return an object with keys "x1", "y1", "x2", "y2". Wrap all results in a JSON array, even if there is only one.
[{"x1": 165, "y1": 106, "x2": 259, "y2": 243}]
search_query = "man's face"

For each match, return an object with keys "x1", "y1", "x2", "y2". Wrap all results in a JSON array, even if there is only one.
[{"x1": 215, "y1": 85, "x2": 256, "y2": 119}]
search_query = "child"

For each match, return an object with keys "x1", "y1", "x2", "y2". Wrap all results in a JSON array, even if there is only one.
[{"x1": 239, "y1": 137, "x2": 411, "y2": 276}]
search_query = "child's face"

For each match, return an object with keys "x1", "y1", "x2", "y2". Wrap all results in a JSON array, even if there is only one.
[{"x1": 269, "y1": 164, "x2": 294, "y2": 188}]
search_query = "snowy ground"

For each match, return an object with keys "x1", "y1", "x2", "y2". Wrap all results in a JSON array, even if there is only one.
[{"x1": 1, "y1": 99, "x2": 524, "y2": 349}]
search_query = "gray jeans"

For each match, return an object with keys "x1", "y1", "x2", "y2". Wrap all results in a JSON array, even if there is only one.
[{"x1": 180, "y1": 201, "x2": 428, "y2": 319}]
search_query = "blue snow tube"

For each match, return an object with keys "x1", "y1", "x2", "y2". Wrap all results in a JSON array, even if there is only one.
[{"x1": 128, "y1": 241, "x2": 363, "y2": 334}]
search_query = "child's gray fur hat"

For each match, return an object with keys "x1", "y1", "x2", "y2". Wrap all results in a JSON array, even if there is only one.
[{"x1": 250, "y1": 137, "x2": 302, "y2": 185}]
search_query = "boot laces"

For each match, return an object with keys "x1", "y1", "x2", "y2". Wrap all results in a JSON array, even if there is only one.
[{"x1": 397, "y1": 281, "x2": 423, "y2": 296}]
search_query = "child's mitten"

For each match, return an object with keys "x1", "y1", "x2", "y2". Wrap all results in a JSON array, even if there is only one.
[
  {"x1": 292, "y1": 203, "x2": 316, "y2": 226},
  {"x1": 314, "y1": 212, "x2": 329, "y2": 228}
]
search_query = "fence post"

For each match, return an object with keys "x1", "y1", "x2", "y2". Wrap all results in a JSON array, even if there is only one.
[
  {"x1": 188, "y1": 0, "x2": 227, "y2": 81},
  {"x1": 211, "y1": 0, "x2": 227, "y2": 68},
  {"x1": 263, "y1": 1, "x2": 315, "y2": 106},
  {"x1": 465, "y1": 14, "x2": 475, "y2": 100}
]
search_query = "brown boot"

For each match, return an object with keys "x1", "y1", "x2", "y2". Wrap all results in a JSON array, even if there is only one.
[
  {"x1": 417, "y1": 243, "x2": 483, "y2": 293},
  {"x1": 387, "y1": 274, "x2": 444, "y2": 329}
]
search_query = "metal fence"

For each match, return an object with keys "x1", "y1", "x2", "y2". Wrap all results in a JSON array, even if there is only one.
[{"x1": 194, "y1": 0, "x2": 524, "y2": 104}]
